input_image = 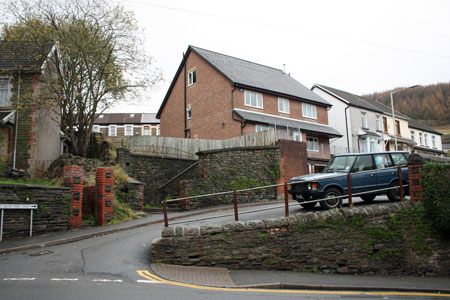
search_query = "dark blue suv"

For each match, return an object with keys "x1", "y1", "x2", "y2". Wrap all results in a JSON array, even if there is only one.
[{"x1": 288, "y1": 151, "x2": 409, "y2": 209}]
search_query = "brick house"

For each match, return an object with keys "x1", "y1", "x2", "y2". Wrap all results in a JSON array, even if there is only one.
[
  {"x1": 0, "y1": 41, "x2": 61, "y2": 175},
  {"x1": 156, "y1": 46, "x2": 341, "y2": 173},
  {"x1": 93, "y1": 113, "x2": 160, "y2": 147}
]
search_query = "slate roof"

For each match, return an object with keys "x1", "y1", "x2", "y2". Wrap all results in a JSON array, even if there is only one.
[
  {"x1": 233, "y1": 108, "x2": 342, "y2": 138},
  {"x1": 191, "y1": 46, "x2": 330, "y2": 106},
  {"x1": 0, "y1": 41, "x2": 54, "y2": 72},
  {"x1": 94, "y1": 113, "x2": 159, "y2": 125},
  {"x1": 367, "y1": 99, "x2": 410, "y2": 120},
  {"x1": 313, "y1": 84, "x2": 383, "y2": 113},
  {"x1": 408, "y1": 119, "x2": 442, "y2": 135},
  {"x1": 157, "y1": 46, "x2": 331, "y2": 118}
]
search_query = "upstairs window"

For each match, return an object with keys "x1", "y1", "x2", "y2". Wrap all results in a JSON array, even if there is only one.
[
  {"x1": 395, "y1": 120, "x2": 401, "y2": 135},
  {"x1": 125, "y1": 125, "x2": 133, "y2": 136},
  {"x1": 93, "y1": 125, "x2": 100, "y2": 133},
  {"x1": 410, "y1": 130, "x2": 415, "y2": 142},
  {"x1": 424, "y1": 133, "x2": 428, "y2": 147},
  {"x1": 361, "y1": 112, "x2": 368, "y2": 129},
  {"x1": 432, "y1": 135, "x2": 436, "y2": 148},
  {"x1": 376, "y1": 115, "x2": 382, "y2": 131},
  {"x1": 419, "y1": 132, "x2": 423, "y2": 145},
  {"x1": 143, "y1": 126, "x2": 150, "y2": 135},
  {"x1": 302, "y1": 103, "x2": 317, "y2": 119},
  {"x1": 244, "y1": 90, "x2": 263, "y2": 109},
  {"x1": 0, "y1": 79, "x2": 11, "y2": 107},
  {"x1": 278, "y1": 98, "x2": 289, "y2": 114},
  {"x1": 188, "y1": 69, "x2": 196, "y2": 86},
  {"x1": 382, "y1": 116, "x2": 388, "y2": 133},
  {"x1": 109, "y1": 125, "x2": 117, "y2": 136}
]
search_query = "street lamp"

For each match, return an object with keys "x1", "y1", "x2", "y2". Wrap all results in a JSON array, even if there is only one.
[{"x1": 390, "y1": 85, "x2": 420, "y2": 151}]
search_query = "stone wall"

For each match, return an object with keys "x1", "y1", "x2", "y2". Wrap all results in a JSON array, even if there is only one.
[
  {"x1": 117, "y1": 148, "x2": 197, "y2": 206},
  {"x1": 152, "y1": 202, "x2": 450, "y2": 276},
  {"x1": 0, "y1": 184, "x2": 70, "y2": 239}
]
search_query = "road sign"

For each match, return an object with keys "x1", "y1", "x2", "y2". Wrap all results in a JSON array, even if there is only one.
[{"x1": 0, "y1": 203, "x2": 38, "y2": 241}]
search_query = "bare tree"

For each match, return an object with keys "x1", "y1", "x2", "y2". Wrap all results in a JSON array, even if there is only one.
[{"x1": 1, "y1": 0, "x2": 162, "y2": 156}]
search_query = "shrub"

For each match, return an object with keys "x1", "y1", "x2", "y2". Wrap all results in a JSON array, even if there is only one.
[{"x1": 421, "y1": 161, "x2": 450, "y2": 233}]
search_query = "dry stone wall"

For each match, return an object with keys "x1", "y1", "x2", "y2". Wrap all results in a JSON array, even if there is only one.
[{"x1": 152, "y1": 202, "x2": 450, "y2": 276}]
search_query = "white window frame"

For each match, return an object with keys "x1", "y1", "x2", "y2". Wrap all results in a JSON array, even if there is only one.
[
  {"x1": 306, "y1": 136, "x2": 319, "y2": 152},
  {"x1": 432, "y1": 135, "x2": 436, "y2": 148},
  {"x1": 302, "y1": 103, "x2": 317, "y2": 119},
  {"x1": 419, "y1": 132, "x2": 423, "y2": 145},
  {"x1": 125, "y1": 125, "x2": 133, "y2": 136},
  {"x1": 244, "y1": 90, "x2": 263, "y2": 109},
  {"x1": 376, "y1": 115, "x2": 381, "y2": 131},
  {"x1": 93, "y1": 125, "x2": 100, "y2": 133},
  {"x1": 157, "y1": 125, "x2": 160, "y2": 136},
  {"x1": 0, "y1": 78, "x2": 11, "y2": 107},
  {"x1": 109, "y1": 125, "x2": 117, "y2": 136},
  {"x1": 361, "y1": 111, "x2": 368, "y2": 129},
  {"x1": 188, "y1": 69, "x2": 196, "y2": 86},
  {"x1": 410, "y1": 130, "x2": 415, "y2": 142},
  {"x1": 424, "y1": 133, "x2": 428, "y2": 147},
  {"x1": 278, "y1": 97, "x2": 289, "y2": 114},
  {"x1": 187, "y1": 106, "x2": 192, "y2": 120},
  {"x1": 143, "y1": 126, "x2": 150, "y2": 136}
]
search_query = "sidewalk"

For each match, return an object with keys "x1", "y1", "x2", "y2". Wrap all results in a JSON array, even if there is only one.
[{"x1": 151, "y1": 263, "x2": 450, "y2": 294}]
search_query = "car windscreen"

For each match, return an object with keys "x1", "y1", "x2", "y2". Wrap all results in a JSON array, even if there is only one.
[{"x1": 322, "y1": 155, "x2": 356, "y2": 173}]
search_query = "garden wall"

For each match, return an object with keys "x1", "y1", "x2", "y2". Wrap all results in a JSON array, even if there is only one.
[
  {"x1": 152, "y1": 202, "x2": 450, "y2": 276},
  {"x1": 0, "y1": 184, "x2": 70, "y2": 239}
]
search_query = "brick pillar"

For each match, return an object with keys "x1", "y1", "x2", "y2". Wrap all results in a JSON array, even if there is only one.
[
  {"x1": 408, "y1": 164, "x2": 423, "y2": 203},
  {"x1": 63, "y1": 165, "x2": 84, "y2": 228},
  {"x1": 179, "y1": 180, "x2": 190, "y2": 210},
  {"x1": 96, "y1": 168, "x2": 114, "y2": 226}
]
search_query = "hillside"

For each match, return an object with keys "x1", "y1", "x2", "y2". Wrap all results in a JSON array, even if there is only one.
[{"x1": 363, "y1": 82, "x2": 450, "y2": 127}]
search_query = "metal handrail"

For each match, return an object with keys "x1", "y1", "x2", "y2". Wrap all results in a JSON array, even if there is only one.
[{"x1": 161, "y1": 165, "x2": 408, "y2": 227}]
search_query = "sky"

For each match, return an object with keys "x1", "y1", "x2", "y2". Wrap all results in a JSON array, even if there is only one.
[{"x1": 110, "y1": 0, "x2": 450, "y2": 113}]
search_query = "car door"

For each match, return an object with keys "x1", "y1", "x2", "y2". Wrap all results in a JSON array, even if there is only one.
[
  {"x1": 350, "y1": 154, "x2": 377, "y2": 195},
  {"x1": 374, "y1": 153, "x2": 396, "y2": 190}
]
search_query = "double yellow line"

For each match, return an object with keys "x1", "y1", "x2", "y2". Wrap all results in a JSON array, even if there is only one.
[{"x1": 136, "y1": 270, "x2": 450, "y2": 297}]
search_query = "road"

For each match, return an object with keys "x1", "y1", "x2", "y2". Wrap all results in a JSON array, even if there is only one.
[{"x1": 0, "y1": 196, "x2": 444, "y2": 300}]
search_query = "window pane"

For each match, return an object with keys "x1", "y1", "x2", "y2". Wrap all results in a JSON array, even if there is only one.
[
  {"x1": 391, "y1": 153, "x2": 407, "y2": 166},
  {"x1": 352, "y1": 155, "x2": 373, "y2": 172},
  {"x1": 374, "y1": 154, "x2": 393, "y2": 169}
]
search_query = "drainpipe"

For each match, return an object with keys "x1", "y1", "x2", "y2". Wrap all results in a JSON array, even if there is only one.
[
  {"x1": 231, "y1": 85, "x2": 246, "y2": 135},
  {"x1": 12, "y1": 70, "x2": 21, "y2": 169},
  {"x1": 344, "y1": 104, "x2": 350, "y2": 153}
]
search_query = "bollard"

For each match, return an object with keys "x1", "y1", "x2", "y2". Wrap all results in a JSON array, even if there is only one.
[
  {"x1": 398, "y1": 165, "x2": 404, "y2": 201},
  {"x1": 284, "y1": 183, "x2": 289, "y2": 217},
  {"x1": 163, "y1": 200, "x2": 168, "y2": 227},
  {"x1": 347, "y1": 173, "x2": 353, "y2": 208},
  {"x1": 233, "y1": 190, "x2": 238, "y2": 221}
]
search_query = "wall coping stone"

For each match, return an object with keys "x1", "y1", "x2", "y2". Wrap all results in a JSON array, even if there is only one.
[
  {"x1": 159, "y1": 202, "x2": 418, "y2": 238},
  {"x1": 197, "y1": 145, "x2": 280, "y2": 156},
  {"x1": 0, "y1": 183, "x2": 70, "y2": 191}
]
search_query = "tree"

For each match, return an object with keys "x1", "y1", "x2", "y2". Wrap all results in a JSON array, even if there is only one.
[{"x1": 0, "y1": 0, "x2": 162, "y2": 156}]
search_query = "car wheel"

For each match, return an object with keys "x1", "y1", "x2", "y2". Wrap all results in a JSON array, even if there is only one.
[
  {"x1": 361, "y1": 194, "x2": 376, "y2": 202},
  {"x1": 300, "y1": 201, "x2": 317, "y2": 209},
  {"x1": 387, "y1": 181, "x2": 402, "y2": 202},
  {"x1": 320, "y1": 188, "x2": 343, "y2": 209}
]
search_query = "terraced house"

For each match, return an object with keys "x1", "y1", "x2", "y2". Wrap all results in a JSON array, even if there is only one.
[
  {"x1": 0, "y1": 41, "x2": 60, "y2": 175},
  {"x1": 157, "y1": 46, "x2": 341, "y2": 172}
]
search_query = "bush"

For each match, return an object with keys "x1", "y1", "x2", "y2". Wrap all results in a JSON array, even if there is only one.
[{"x1": 421, "y1": 161, "x2": 450, "y2": 233}]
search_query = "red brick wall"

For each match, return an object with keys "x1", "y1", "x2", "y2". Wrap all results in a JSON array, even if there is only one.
[
  {"x1": 63, "y1": 165, "x2": 84, "y2": 228},
  {"x1": 96, "y1": 168, "x2": 114, "y2": 226},
  {"x1": 408, "y1": 164, "x2": 423, "y2": 202},
  {"x1": 279, "y1": 140, "x2": 308, "y2": 182}
]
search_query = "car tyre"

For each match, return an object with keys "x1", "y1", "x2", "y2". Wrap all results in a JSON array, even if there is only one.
[
  {"x1": 361, "y1": 194, "x2": 376, "y2": 202},
  {"x1": 320, "y1": 188, "x2": 343, "y2": 209},
  {"x1": 300, "y1": 201, "x2": 317, "y2": 209},
  {"x1": 387, "y1": 181, "x2": 402, "y2": 202}
]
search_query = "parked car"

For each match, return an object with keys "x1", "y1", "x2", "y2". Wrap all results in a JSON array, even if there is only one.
[{"x1": 288, "y1": 151, "x2": 410, "y2": 209}]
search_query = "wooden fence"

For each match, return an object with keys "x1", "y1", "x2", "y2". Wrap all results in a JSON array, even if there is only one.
[{"x1": 127, "y1": 130, "x2": 277, "y2": 159}]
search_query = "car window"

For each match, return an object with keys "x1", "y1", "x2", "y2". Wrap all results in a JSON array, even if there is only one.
[
  {"x1": 323, "y1": 155, "x2": 356, "y2": 173},
  {"x1": 373, "y1": 154, "x2": 394, "y2": 169},
  {"x1": 390, "y1": 153, "x2": 408, "y2": 166},
  {"x1": 351, "y1": 155, "x2": 374, "y2": 172}
]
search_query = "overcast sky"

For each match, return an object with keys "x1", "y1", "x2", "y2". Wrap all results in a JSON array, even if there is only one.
[{"x1": 111, "y1": 0, "x2": 450, "y2": 113}]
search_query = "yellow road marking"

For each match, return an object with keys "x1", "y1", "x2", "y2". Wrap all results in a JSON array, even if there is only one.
[{"x1": 136, "y1": 270, "x2": 450, "y2": 297}]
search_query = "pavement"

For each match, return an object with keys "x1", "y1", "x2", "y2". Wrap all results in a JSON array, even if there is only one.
[{"x1": 1, "y1": 204, "x2": 450, "y2": 294}]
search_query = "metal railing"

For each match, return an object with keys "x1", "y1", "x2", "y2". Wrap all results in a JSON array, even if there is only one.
[{"x1": 161, "y1": 165, "x2": 407, "y2": 227}]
